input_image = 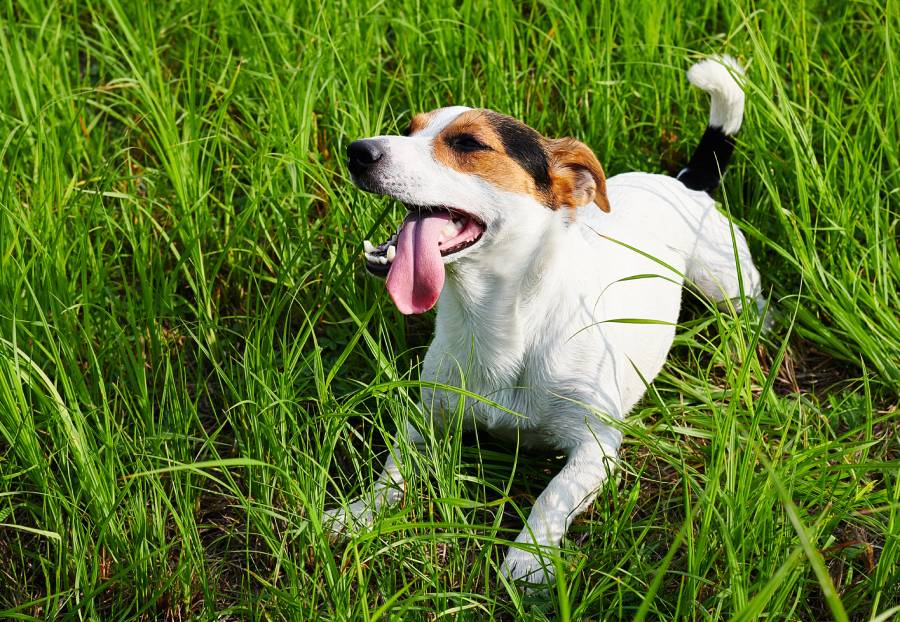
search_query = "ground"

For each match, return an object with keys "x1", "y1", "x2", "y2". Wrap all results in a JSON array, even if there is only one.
[{"x1": 0, "y1": 0, "x2": 898, "y2": 620}]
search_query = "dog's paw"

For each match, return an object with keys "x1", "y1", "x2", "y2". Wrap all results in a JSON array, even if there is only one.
[
  {"x1": 322, "y1": 499, "x2": 375, "y2": 539},
  {"x1": 501, "y1": 546, "x2": 554, "y2": 587}
]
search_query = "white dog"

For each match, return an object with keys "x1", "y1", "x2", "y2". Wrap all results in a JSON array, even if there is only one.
[{"x1": 326, "y1": 56, "x2": 761, "y2": 585}]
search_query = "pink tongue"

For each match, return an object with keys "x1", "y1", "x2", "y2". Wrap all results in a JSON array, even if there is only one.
[{"x1": 386, "y1": 212, "x2": 452, "y2": 314}]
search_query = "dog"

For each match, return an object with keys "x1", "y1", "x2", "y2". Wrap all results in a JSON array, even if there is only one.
[{"x1": 326, "y1": 56, "x2": 762, "y2": 586}]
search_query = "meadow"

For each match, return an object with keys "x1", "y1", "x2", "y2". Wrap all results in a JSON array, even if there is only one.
[{"x1": 0, "y1": 0, "x2": 898, "y2": 619}]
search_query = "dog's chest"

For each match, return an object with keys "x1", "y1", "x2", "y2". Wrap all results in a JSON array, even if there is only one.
[{"x1": 421, "y1": 326, "x2": 576, "y2": 446}]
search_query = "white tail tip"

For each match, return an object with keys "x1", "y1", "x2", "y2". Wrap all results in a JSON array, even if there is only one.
[{"x1": 687, "y1": 55, "x2": 746, "y2": 136}]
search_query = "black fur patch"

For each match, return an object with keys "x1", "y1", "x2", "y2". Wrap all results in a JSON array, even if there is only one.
[
  {"x1": 487, "y1": 112, "x2": 552, "y2": 192},
  {"x1": 676, "y1": 125, "x2": 735, "y2": 193}
]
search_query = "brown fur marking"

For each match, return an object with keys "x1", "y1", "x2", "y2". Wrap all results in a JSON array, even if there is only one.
[
  {"x1": 545, "y1": 138, "x2": 610, "y2": 212},
  {"x1": 432, "y1": 110, "x2": 548, "y2": 203},
  {"x1": 405, "y1": 112, "x2": 434, "y2": 136},
  {"x1": 422, "y1": 108, "x2": 609, "y2": 212}
]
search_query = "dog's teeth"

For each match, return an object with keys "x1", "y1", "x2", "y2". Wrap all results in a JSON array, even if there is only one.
[
  {"x1": 442, "y1": 221, "x2": 462, "y2": 238},
  {"x1": 379, "y1": 256, "x2": 388, "y2": 264},
  {"x1": 363, "y1": 240, "x2": 375, "y2": 253},
  {"x1": 386, "y1": 245, "x2": 396, "y2": 261},
  {"x1": 364, "y1": 252, "x2": 377, "y2": 262}
]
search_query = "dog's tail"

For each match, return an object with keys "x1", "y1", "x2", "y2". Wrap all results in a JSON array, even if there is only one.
[{"x1": 676, "y1": 56, "x2": 745, "y2": 193}]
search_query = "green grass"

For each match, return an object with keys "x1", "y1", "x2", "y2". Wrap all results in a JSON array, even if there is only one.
[{"x1": 1, "y1": 0, "x2": 898, "y2": 619}]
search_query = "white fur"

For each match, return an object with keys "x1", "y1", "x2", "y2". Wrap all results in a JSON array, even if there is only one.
[
  {"x1": 687, "y1": 55, "x2": 745, "y2": 135},
  {"x1": 327, "y1": 62, "x2": 761, "y2": 586}
]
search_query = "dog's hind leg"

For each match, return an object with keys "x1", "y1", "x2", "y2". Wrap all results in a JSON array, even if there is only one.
[
  {"x1": 323, "y1": 422, "x2": 425, "y2": 536},
  {"x1": 685, "y1": 207, "x2": 766, "y2": 321}
]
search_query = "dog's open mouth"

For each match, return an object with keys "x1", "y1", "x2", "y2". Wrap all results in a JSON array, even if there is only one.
[
  {"x1": 363, "y1": 207, "x2": 485, "y2": 272},
  {"x1": 363, "y1": 205, "x2": 486, "y2": 315}
]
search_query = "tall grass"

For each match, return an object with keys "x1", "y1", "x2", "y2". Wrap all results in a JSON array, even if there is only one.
[{"x1": 0, "y1": 0, "x2": 897, "y2": 619}]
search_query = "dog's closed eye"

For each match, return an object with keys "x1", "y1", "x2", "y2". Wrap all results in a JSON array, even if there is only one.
[{"x1": 447, "y1": 133, "x2": 491, "y2": 153}]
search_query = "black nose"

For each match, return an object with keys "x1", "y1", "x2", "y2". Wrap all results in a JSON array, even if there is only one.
[{"x1": 347, "y1": 139, "x2": 384, "y2": 176}]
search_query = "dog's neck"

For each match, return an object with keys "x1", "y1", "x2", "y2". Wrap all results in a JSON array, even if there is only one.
[{"x1": 434, "y1": 211, "x2": 570, "y2": 378}]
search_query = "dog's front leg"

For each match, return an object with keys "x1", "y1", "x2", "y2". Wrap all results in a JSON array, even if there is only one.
[
  {"x1": 323, "y1": 422, "x2": 424, "y2": 536},
  {"x1": 501, "y1": 440, "x2": 618, "y2": 585}
]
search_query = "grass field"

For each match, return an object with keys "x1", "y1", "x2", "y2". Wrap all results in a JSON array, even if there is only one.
[{"x1": 1, "y1": 0, "x2": 898, "y2": 619}]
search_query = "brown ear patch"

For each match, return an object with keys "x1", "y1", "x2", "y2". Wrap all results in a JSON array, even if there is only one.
[{"x1": 545, "y1": 138, "x2": 610, "y2": 212}]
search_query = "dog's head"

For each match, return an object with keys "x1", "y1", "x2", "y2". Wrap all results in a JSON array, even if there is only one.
[{"x1": 349, "y1": 106, "x2": 608, "y2": 314}]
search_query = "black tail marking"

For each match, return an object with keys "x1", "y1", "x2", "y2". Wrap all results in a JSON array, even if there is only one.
[{"x1": 676, "y1": 125, "x2": 735, "y2": 193}]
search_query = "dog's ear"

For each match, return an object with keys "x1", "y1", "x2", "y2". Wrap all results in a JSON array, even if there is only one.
[{"x1": 545, "y1": 138, "x2": 610, "y2": 212}]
